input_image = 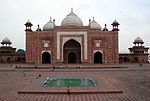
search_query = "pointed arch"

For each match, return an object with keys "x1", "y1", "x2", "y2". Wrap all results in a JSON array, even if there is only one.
[
  {"x1": 63, "y1": 39, "x2": 81, "y2": 63},
  {"x1": 42, "y1": 52, "x2": 51, "y2": 64},
  {"x1": 94, "y1": 51, "x2": 103, "y2": 63}
]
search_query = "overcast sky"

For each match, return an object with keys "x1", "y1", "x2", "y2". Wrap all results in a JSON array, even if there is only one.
[{"x1": 0, "y1": 0, "x2": 150, "y2": 53}]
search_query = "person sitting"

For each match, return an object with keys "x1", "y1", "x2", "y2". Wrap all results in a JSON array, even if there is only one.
[{"x1": 66, "y1": 86, "x2": 71, "y2": 95}]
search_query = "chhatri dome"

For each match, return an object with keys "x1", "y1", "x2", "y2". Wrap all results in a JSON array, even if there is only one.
[
  {"x1": 1, "y1": 37, "x2": 12, "y2": 45},
  {"x1": 90, "y1": 17, "x2": 101, "y2": 30},
  {"x1": 43, "y1": 17, "x2": 55, "y2": 31},
  {"x1": 134, "y1": 36, "x2": 144, "y2": 44},
  {"x1": 61, "y1": 8, "x2": 83, "y2": 26}
]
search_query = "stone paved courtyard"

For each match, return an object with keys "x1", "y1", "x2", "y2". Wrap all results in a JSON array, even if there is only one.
[{"x1": 0, "y1": 64, "x2": 150, "y2": 101}]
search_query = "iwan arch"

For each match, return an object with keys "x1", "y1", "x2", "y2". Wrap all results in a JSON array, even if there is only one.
[{"x1": 25, "y1": 9, "x2": 119, "y2": 64}]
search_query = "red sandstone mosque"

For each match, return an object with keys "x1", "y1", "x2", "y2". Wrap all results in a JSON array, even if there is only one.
[
  {"x1": 24, "y1": 9, "x2": 149, "y2": 64},
  {"x1": 1, "y1": 9, "x2": 148, "y2": 64},
  {"x1": 25, "y1": 9, "x2": 120, "y2": 64}
]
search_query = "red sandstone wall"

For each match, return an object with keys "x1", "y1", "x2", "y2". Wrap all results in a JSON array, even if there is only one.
[{"x1": 26, "y1": 27, "x2": 119, "y2": 64}]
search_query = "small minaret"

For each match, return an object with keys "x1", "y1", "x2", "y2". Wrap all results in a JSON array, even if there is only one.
[
  {"x1": 25, "y1": 19, "x2": 33, "y2": 32},
  {"x1": 53, "y1": 19, "x2": 56, "y2": 26},
  {"x1": 103, "y1": 24, "x2": 109, "y2": 31},
  {"x1": 88, "y1": 19, "x2": 91, "y2": 26},
  {"x1": 36, "y1": 24, "x2": 42, "y2": 31},
  {"x1": 111, "y1": 19, "x2": 119, "y2": 31}
]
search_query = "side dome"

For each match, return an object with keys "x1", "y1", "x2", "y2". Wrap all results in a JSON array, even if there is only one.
[
  {"x1": 1, "y1": 37, "x2": 12, "y2": 45},
  {"x1": 43, "y1": 17, "x2": 55, "y2": 31},
  {"x1": 61, "y1": 8, "x2": 83, "y2": 26},
  {"x1": 134, "y1": 36, "x2": 144, "y2": 44},
  {"x1": 90, "y1": 17, "x2": 101, "y2": 30}
]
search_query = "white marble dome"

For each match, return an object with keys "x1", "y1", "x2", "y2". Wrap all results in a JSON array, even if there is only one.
[
  {"x1": 61, "y1": 9, "x2": 83, "y2": 26},
  {"x1": 90, "y1": 17, "x2": 101, "y2": 30},
  {"x1": 43, "y1": 17, "x2": 55, "y2": 31},
  {"x1": 1, "y1": 37, "x2": 12, "y2": 45}
]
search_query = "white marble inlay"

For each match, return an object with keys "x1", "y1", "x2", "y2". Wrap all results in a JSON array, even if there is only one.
[
  {"x1": 95, "y1": 40, "x2": 102, "y2": 47},
  {"x1": 62, "y1": 37, "x2": 82, "y2": 61},
  {"x1": 43, "y1": 41, "x2": 49, "y2": 48},
  {"x1": 94, "y1": 50, "x2": 103, "y2": 54},
  {"x1": 56, "y1": 31, "x2": 87, "y2": 60},
  {"x1": 41, "y1": 50, "x2": 51, "y2": 54}
]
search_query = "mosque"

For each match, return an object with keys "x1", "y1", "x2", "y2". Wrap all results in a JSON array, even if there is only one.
[
  {"x1": 24, "y1": 9, "x2": 149, "y2": 64},
  {"x1": 25, "y1": 9, "x2": 120, "y2": 64},
  {"x1": 0, "y1": 9, "x2": 148, "y2": 64}
]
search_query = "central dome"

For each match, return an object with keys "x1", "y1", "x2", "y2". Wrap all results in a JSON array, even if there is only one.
[{"x1": 61, "y1": 9, "x2": 83, "y2": 26}]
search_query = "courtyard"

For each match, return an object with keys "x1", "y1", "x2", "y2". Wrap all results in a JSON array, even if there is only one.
[{"x1": 0, "y1": 63, "x2": 150, "y2": 101}]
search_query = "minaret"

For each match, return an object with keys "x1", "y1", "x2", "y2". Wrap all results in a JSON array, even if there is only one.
[
  {"x1": 111, "y1": 19, "x2": 119, "y2": 31},
  {"x1": 25, "y1": 19, "x2": 33, "y2": 32}
]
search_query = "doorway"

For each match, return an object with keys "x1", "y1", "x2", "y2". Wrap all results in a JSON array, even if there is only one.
[
  {"x1": 94, "y1": 52, "x2": 102, "y2": 63},
  {"x1": 42, "y1": 52, "x2": 51, "y2": 64}
]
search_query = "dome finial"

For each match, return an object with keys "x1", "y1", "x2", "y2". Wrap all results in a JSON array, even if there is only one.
[
  {"x1": 71, "y1": 8, "x2": 73, "y2": 12},
  {"x1": 36, "y1": 24, "x2": 42, "y2": 31},
  {"x1": 93, "y1": 16, "x2": 95, "y2": 21},
  {"x1": 103, "y1": 24, "x2": 108, "y2": 31},
  {"x1": 27, "y1": 19, "x2": 30, "y2": 23},
  {"x1": 50, "y1": 17, "x2": 52, "y2": 22}
]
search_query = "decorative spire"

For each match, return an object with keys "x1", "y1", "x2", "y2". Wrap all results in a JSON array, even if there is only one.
[
  {"x1": 69, "y1": 8, "x2": 75, "y2": 15},
  {"x1": 88, "y1": 19, "x2": 91, "y2": 26},
  {"x1": 111, "y1": 19, "x2": 119, "y2": 31},
  {"x1": 49, "y1": 17, "x2": 52, "y2": 22},
  {"x1": 103, "y1": 24, "x2": 109, "y2": 31},
  {"x1": 27, "y1": 19, "x2": 30, "y2": 23},
  {"x1": 71, "y1": 8, "x2": 73, "y2": 12},
  {"x1": 92, "y1": 16, "x2": 95, "y2": 21},
  {"x1": 36, "y1": 24, "x2": 42, "y2": 31},
  {"x1": 25, "y1": 19, "x2": 33, "y2": 32}
]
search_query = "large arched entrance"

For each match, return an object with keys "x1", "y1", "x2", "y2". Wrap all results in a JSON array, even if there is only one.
[
  {"x1": 42, "y1": 52, "x2": 51, "y2": 64},
  {"x1": 94, "y1": 52, "x2": 103, "y2": 63},
  {"x1": 63, "y1": 39, "x2": 81, "y2": 63}
]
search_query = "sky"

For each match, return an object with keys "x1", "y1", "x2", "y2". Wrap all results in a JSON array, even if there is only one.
[{"x1": 0, "y1": 0, "x2": 150, "y2": 53}]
